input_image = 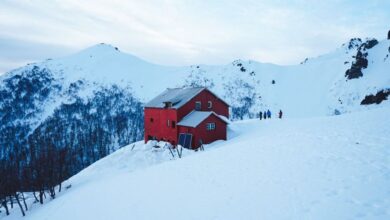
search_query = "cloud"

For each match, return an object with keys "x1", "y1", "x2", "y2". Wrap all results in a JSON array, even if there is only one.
[
  {"x1": 0, "y1": 37, "x2": 75, "y2": 73},
  {"x1": 0, "y1": 0, "x2": 389, "y2": 73}
]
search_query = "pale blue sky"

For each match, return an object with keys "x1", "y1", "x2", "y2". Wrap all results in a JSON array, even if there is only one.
[{"x1": 0, "y1": 0, "x2": 389, "y2": 73}]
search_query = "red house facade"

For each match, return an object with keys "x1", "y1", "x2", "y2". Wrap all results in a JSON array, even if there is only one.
[{"x1": 144, "y1": 87, "x2": 229, "y2": 149}]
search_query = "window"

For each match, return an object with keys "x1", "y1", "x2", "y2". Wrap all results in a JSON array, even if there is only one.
[
  {"x1": 195, "y1": 101, "x2": 201, "y2": 110},
  {"x1": 206, "y1": 123, "x2": 216, "y2": 131},
  {"x1": 150, "y1": 118, "x2": 154, "y2": 122},
  {"x1": 172, "y1": 121, "x2": 176, "y2": 128},
  {"x1": 167, "y1": 119, "x2": 170, "y2": 127},
  {"x1": 208, "y1": 101, "x2": 212, "y2": 109}
]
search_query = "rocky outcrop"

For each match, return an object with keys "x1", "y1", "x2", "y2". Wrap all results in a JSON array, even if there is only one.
[
  {"x1": 361, "y1": 39, "x2": 379, "y2": 50},
  {"x1": 361, "y1": 89, "x2": 390, "y2": 105},
  {"x1": 345, "y1": 39, "x2": 378, "y2": 80},
  {"x1": 345, "y1": 38, "x2": 362, "y2": 50}
]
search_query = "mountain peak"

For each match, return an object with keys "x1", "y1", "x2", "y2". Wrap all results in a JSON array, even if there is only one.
[
  {"x1": 79, "y1": 43, "x2": 120, "y2": 55},
  {"x1": 96, "y1": 43, "x2": 120, "y2": 51},
  {"x1": 71, "y1": 43, "x2": 155, "y2": 66}
]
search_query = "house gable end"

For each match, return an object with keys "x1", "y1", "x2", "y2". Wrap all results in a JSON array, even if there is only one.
[
  {"x1": 177, "y1": 111, "x2": 228, "y2": 128},
  {"x1": 194, "y1": 113, "x2": 228, "y2": 129},
  {"x1": 177, "y1": 89, "x2": 229, "y2": 120}
]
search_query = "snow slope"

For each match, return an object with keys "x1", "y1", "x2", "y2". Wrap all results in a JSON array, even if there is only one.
[
  {"x1": 13, "y1": 106, "x2": 390, "y2": 220},
  {"x1": 2, "y1": 43, "x2": 186, "y2": 102},
  {"x1": 187, "y1": 38, "x2": 390, "y2": 118}
]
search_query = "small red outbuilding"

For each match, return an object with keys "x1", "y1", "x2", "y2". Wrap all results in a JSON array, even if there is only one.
[{"x1": 144, "y1": 87, "x2": 229, "y2": 149}]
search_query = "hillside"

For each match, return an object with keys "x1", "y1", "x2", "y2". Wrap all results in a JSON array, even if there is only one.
[
  {"x1": 185, "y1": 38, "x2": 390, "y2": 118},
  {"x1": 6, "y1": 107, "x2": 389, "y2": 220}
]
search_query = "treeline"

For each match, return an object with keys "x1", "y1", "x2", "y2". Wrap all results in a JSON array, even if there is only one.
[
  {"x1": 0, "y1": 67, "x2": 144, "y2": 216},
  {"x1": 223, "y1": 78, "x2": 257, "y2": 120}
]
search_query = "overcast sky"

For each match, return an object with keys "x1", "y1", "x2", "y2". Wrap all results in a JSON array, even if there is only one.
[{"x1": 0, "y1": 0, "x2": 389, "y2": 73}]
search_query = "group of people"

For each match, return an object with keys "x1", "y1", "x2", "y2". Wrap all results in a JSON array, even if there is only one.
[{"x1": 259, "y1": 109, "x2": 283, "y2": 120}]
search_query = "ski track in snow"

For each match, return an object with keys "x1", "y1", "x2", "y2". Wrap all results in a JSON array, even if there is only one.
[{"x1": 3, "y1": 107, "x2": 389, "y2": 220}]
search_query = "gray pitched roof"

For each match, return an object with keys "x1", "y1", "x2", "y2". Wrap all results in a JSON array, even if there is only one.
[
  {"x1": 144, "y1": 87, "x2": 205, "y2": 109},
  {"x1": 177, "y1": 111, "x2": 229, "y2": 127}
]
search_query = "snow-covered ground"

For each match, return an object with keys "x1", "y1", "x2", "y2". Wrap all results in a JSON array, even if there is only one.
[{"x1": 5, "y1": 107, "x2": 389, "y2": 220}]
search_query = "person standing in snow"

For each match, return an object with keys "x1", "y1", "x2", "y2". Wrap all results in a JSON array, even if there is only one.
[
  {"x1": 267, "y1": 109, "x2": 271, "y2": 119},
  {"x1": 279, "y1": 110, "x2": 283, "y2": 119},
  {"x1": 259, "y1": 111, "x2": 263, "y2": 120},
  {"x1": 263, "y1": 111, "x2": 267, "y2": 119}
]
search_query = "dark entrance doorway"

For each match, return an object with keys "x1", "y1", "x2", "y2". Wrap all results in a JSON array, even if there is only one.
[{"x1": 178, "y1": 133, "x2": 192, "y2": 149}]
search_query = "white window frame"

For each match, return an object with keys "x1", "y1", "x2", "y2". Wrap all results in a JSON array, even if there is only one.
[
  {"x1": 167, "y1": 119, "x2": 170, "y2": 127},
  {"x1": 206, "y1": 123, "x2": 216, "y2": 131},
  {"x1": 208, "y1": 101, "x2": 212, "y2": 109}
]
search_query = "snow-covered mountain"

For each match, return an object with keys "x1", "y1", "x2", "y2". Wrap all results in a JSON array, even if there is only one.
[
  {"x1": 2, "y1": 38, "x2": 390, "y2": 117},
  {"x1": 4, "y1": 37, "x2": 389, "y2": 120},
  {"x1": 185, "y1": 37, "x2": 390, "y2": 118}
]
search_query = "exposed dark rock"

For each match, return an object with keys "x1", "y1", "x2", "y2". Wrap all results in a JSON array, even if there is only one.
[
  {"x1": 354, "y1": 51, "x2": 368, "y2": 68},
  {"x1": 346, "y1": 38, "x2": 362, "y2": 50},
  {"x1": 361, "y1": 89, "x2": 390, "y2": 105},
  {"x1": 388, "y1": 30, "x2": 390, "y2": 40},
  {"x1": 360, "y1": 39, "x2": 378, "y2": 50},
  {"x1": 345, "y1": 68, "x2": 363, "y2": 79},
  {"x1": 345, "y1": 50, "x2": 367, "y2": 79},
  {"x1": 345, "y1": 38, "x2": 377, "y2": 80},
  {"x1": 240, "y1": 66, "x2": 246, "y2": 72},
  {"x1": 271, "y1": 80, "x2": 275, "y2": 84}
]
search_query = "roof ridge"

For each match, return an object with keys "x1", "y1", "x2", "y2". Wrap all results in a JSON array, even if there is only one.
[
  {"x1": 145, "y1": 87, "x2": 206, "y2": 109},
  {"x1": 177, "y1": 110, "x2": 227, "y2": 128}
]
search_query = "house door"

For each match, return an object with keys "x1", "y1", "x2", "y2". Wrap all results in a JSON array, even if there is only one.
[{"x1": 178, "y1": 133, "x2": 192, "y2": 149}]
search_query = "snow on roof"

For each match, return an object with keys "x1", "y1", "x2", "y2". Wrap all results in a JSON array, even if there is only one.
[
  {"x1": 145, "y1": 87, "x2": 229, "y2": 109},
  {"x1": 144, "y1": 87, "x2": 205, "y2": 109},
  {"x1": 217, "y1": 115, "x2": 231, "y2": 124},
  {"x1": 177, "y1": 111, "x2": 228, "y2": 127}
]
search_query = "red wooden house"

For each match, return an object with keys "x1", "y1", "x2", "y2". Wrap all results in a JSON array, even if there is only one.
[{"x1": 144, "y1": 87, "x2": 229, "y2": 149}]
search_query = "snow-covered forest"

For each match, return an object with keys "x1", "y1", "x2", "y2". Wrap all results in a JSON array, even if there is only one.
[{"x1": 0, "y1": 66, "x2": 143, "y2": 215}]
